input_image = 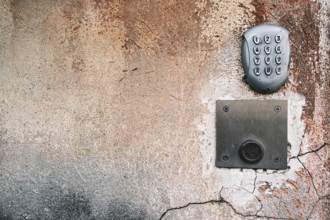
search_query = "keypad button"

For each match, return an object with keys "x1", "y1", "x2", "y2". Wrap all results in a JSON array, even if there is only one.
[
  {"x1": 275, "y1": 45, "x2": 282, "y2": 54},
  {"x1": 264, "y1": 45, "x2": 271, "y2": 54},
  {"x1": 275, "y1": 55, "x2": 282, "y2": 64},
  {"x1": 265, "y1": 56, "x2": 271, "y2": 65},
  {"x1": 253, "y1": 46, "x2": 261, "y2": 55},
  {"x1": 275, "y1": 34, "x2": 282, "y2": 43},
  {"x1": 253, "y1": 35, "x2": 261, "y2": 45},
  {"x1": 254, "y1": 67, "x2": 261, "y2": 76},
  {"x1": 276, "y1": 66, "x2": 282, "y2": 75},
  {"x1": 265, "y1": 66, "x2": 272, "y2": 75},
  {"x1": 264, "y1": 35, "x2": 271, "y2": 44},
  {"x1": 254, "y1": 57, "x2": 261, "y2": 65}
]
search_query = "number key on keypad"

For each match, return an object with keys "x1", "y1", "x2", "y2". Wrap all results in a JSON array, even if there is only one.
[
  {"x1": 276, "y1": 66, "x2": 282, "y2": 75},
  {"x1": 275, "y1": 34, "x2": 282, "y2": 43},
  {"x1": 253, "y1": 46, "x2": 261, "y2": 55},
  {"x1": 254, "y1": 57, "x2": 261, "y2": 65},
  {"x1": 253, "y1": 36, "x2": 261, "y2": 44},
  {"x1": 265, "y1": 66, "x2": 272, "y2": 75},
  {"x1": 254, "y1": 67, "x2": 261, "y2": 76},
  {"x1": 275, "y1": 45, "x2": 282, "y2": 54},
  {"x1": 275, "y1": 56, "x2": 282, "y2": 64},
  {"x1": 265, "y1": 45, "x2": 271, "y2": 54},
  {"x1": 264, "y1": 35, "x2": 271, "y2": 44}
]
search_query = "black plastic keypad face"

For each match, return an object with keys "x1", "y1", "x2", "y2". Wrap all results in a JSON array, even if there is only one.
[{"x1": 242, "y1": 24, "x2": 290, "y2": 93}]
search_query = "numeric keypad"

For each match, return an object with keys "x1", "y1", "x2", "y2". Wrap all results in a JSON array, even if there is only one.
[{"x1": 242, "y1": 24, "x2": 290, "y2": 93}]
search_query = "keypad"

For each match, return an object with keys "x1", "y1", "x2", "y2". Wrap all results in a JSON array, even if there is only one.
[
  {"x1": 242, "y1": 24, "x2": 290, "y2": 93},
  {"x1": 251, "y1": 34, "x2": 283, "y2": 76}
]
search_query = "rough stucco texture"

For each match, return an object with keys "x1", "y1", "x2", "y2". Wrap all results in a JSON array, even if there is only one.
[{"x1": 0, "y1": 0, "x2": 329, "y2": 219}]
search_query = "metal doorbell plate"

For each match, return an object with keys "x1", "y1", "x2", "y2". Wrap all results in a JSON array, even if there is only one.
[{"x1": 216, "y1": 100, "x2": 287, "y2": 170}]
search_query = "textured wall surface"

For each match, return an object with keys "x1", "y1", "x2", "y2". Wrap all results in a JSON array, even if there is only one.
[{"x1": 0, "y1": 0, "x2": 329, "y2": 219}]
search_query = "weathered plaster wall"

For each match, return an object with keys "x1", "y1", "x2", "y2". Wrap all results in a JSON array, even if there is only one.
[{"x1": 0, "y1": 0, "x2": 328, "y2": 219}]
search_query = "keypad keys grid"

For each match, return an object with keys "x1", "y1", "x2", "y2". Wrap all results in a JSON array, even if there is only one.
[{"x1": 251, "y1": 34, "x2": 283, "y2": 76}]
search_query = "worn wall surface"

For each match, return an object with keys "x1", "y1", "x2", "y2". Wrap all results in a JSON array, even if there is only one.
[{"x1": 0, "y1": 0, "x2": 329, "y2": 219}]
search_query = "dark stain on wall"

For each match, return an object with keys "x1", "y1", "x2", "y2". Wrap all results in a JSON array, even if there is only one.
[
  {"x1": 0, "y1": 187, "x2": 92, "y2": 220},
  {"x1": 46, "y1": 191, "x2": 92, "y2": 219},
  {"x1": 0, "y1": 183, "x2": 147, "y2": 219},
  {"x1": 0, "y1": 206, "x2": 13, "y2": 220},
  {"x1": 106, "y1": 202, "x2": 146, "y2": 220}
]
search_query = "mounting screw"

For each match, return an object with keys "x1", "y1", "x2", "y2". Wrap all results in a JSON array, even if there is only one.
[
  {"x1": 274, "y1": 105, "x2": 281, "y2": 113},
  {"x1": 273, "y1": 156, "x2": 281, "y2": 163},
  {"x1": 222, "y1": 155, "x2": 229, "y2": 161},
  {"x1": 223, "y1": 106, "x2": 229, "y2": 112}
]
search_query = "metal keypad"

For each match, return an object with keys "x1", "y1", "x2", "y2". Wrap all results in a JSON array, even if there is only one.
[
  {"x1": 242, "y1": 24, "x2": 290, "y2": 93},
  {"x1": 251, "y1": 35, "x2": 283, "y2": 75}
]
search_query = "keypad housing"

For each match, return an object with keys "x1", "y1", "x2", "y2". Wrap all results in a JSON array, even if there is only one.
[{"x1": 242, "y1": 24, "x2": 290, "y2": 93}]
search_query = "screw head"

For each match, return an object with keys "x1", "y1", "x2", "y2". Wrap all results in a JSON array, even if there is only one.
[
  {"x1": 223, "y1": 106, "x2": 229, "y2": 112},
  {"x1": 222, "y1": 155, "x2": 229, "y2": 161},
  {"x1": 273, "y1": 156, "x2": 281, "y2": 163},
  {"x1": 274, "y1": 105, "x2": 281, "y2": 113}
]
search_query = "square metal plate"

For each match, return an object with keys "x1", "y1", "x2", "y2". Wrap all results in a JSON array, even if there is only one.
[{"x1": 216, "y1": 100, "x2": 287, "y2": 170}]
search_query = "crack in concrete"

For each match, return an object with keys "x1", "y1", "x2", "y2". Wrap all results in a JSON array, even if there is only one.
[
  {"x1": 277, "y1": 198, "x2": 282, "y2": 218},
  {"x1": 160, "y1": 186, "x2": 286, "y2": 220},
  {"x1": 289, "y1": 143, "x2": 329, "y2": 160},
  {"x1": 287, "y1": 143, "x2": 328, "y2": 198},
  {"x1": 252, "y1": 170, "x2": 258, "y2": 194},
  {"x1": 297, "y1": 157, "x2": 320, "y2": 197},
  {"x1": 307, "y1": 199, "x2": 318, "y2": 220},
  {"x1": 274, "y1": 142, "x2": 328, "y2": 219},
  {"x1": 158, "y1": 197, "x2": 293, "y2": 220},
  {"x1": 159, "y1": 143, "x2": 328, "y2": 219},
  {"x1": 158, "y1": 200, "x2": 220, "y2": 220},
  {"x1": 255, "y1": 197, "x2": 263, "y2": 216},
  {"x1": 298, "y1": 125, "x2": 308, "y2": 156},
  {"x1": 306, "y1": 195, "x2": 329, "y2": 220}
]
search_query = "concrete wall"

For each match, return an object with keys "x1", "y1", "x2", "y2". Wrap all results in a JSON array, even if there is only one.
[{"x1": 0, "y1": 0, "x2": 328, "y2": 219}]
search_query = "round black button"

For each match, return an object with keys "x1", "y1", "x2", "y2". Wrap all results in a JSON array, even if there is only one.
[{"x1": 239, "y1": 140, "x2": 264, "y2": 163}]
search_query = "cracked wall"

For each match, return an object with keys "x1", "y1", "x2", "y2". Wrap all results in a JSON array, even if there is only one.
[{"x1": 0, "y1": 0, "x2": 328, "y2": 219}]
